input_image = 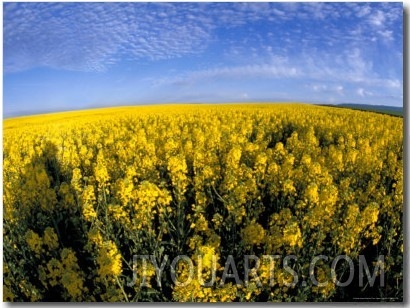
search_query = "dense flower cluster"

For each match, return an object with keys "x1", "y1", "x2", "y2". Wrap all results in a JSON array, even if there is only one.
[{"x1": 3, "y1": 104, "x2": 403, "y2": 301}]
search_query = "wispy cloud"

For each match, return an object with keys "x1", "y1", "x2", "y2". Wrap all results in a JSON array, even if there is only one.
[
  {"x1": 357, "y1": 88, "x2": 374, "y2": 97},
  {"x1": 160, "y1": 46, "x2": 401, "y2": 95},
  {"x1": 167, "y1": 62, "x2": 302, "y2": 86},
  {"x1": 4, "y1": 2, "x2": 403, "y2": 109},
  {"x1": 4, "y1": 3, "x2": 215, "y2": 72},
  {"x1": 369, "y1": 10, "x2": 386, "y2": 26},
  {"x1": 4, "y1": 2, "x2": 403, "y2": 74}
]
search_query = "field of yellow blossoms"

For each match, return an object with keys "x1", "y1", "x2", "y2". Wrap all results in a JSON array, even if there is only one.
[{"x1": 3, "y1": 104, "x2": 403, "y2": 302}]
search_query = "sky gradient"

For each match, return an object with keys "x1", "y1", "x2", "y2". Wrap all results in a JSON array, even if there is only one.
[{"x1": 3, "y1": 2, "x2": 403, "y2": 117}]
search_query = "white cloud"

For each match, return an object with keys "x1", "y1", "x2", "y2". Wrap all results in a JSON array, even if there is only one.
[
  {"x1": 378, "y1": 30, "x2": 394, "y2": 41},
  {"x1": 4, "y1": 3, "x2": 217, "y2": 73},
  {"x1": 357, "y1": 88, "x2": 373, "y2": 97},
  {"x1": 386, "y1": 79, "x2": 402, "y2": 89},
  {"x1": 167, "y1": 62, "x2": 302, "y2": 86},
  {"x1": 240, "y1": 93, "x2": 249, "y2": 99},
  {"x1": 369, "y1": 10, "x2": 386, "y2": 26},
  {"x1": 310, "y1": 84, "x2": 343, "y2": 96},
  {"x1": 155, "y1": 40, "x2": 401, "y2": 101},
  {"x1": 4, "y1": 0, "x2": 403, "y2": 109},
  {"x1": 312, "y1": 84, "x2": 327, "y2": 92},
  {"x1": 356, "y1": 4, "x2": 371, "y2": 18}
]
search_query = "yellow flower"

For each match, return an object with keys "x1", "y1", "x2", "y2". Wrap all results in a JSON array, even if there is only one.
[
  {"x1": 211, "y1": 213, "x2": 223, "y2": 229},
  {"x1": 363, "y1": 202, "x2": 379, "y2": 225},
  {"x1": 87, "y1": 227, "x2": 103, "y2": 246},
  {"x1": 227, "y1": 146, "x2": 242, "y2": 168},
  {"x1": 304, "y1": 183, "x2": 319, "y2": 204},
  {"x1": 95, "y1": 151, "x2": 110, "y2": 185},
  {"x1": 97, "y1": 241, "x2": 122, "y2": 277},
  {"x1": 3, "y1": 103, "x2": 403, "y2": 302},
  {"x1": 167, "y1": 154, "x2": 189, "y2": 195},
  {"x1": 43, "y1": 227, "x2": 59, "y2": 250},
  {"x1": 283, "y1": 179, "x2": 296, "y2": 195},
  {"x1": 108, "y1": 203, "x2": 129, "y2": 223},
  {"x1": 81, "y1": 185, "x2": 97, "y2": 221},
  {"x1": 197, "y1": 245, "x2": 217, "y2": 270},
  {"x1": 60, "y1": 248, "x2": 85, "y2": 299},
  {"x1": 242, "y1": 221, "x2": 265, "y2": 246},
  {"x1": 283, "y1": 221, "x2": 303, "y2": 248},
  {"x1": 25, "y1": 229, "x2": 42, "y2": 256},
  {"x1": 194, "y1": 214, "x2": 209, "y2": 232}
]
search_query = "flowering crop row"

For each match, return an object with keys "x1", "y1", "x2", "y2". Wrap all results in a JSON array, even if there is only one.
[{"x1": 3, "y1": 104, "x2": 403, "y2": 301}]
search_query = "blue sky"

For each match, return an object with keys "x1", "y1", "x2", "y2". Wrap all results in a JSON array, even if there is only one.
[{"x1": 3, "y1": 2, "x2": 403, "y2": 117}]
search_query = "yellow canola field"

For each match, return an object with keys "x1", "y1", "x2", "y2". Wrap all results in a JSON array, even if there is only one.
[{"x1": 3, "y1": 103, "x2": 403, "y2": 302}]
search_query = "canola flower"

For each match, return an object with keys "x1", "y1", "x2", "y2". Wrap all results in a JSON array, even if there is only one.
[{"x1": 3, "y1": 104, "x2": 403, "y2": 302}]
